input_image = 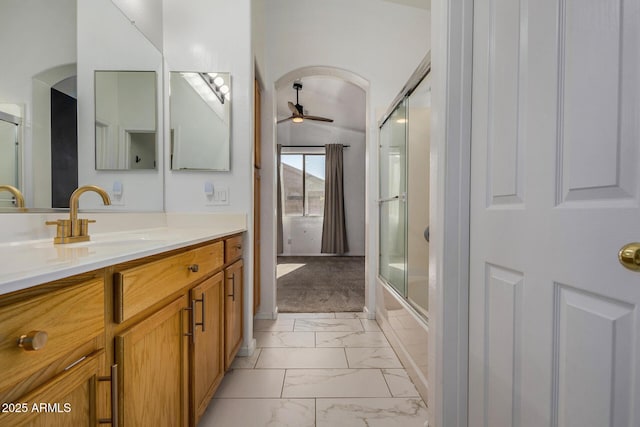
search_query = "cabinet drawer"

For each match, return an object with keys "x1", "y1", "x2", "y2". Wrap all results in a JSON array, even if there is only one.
[
  {"x1": 0, "y1": 278, "x2": 104, "y2": 392},
  {"x1": 114, "y1": 241, "x2": 223, "y2": 323},
  {"x1": 0, "y1": 350, "x2": 101, "y2": 426},
  {"x1": 225, "y1": 235, "x2": 243, "y2": 263}
]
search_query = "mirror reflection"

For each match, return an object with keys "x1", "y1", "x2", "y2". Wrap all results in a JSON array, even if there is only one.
[
  {"x1": 0, "y1": 0, "x2": 77, "y2": 210},
  {"x1": 0, "y1": 110, "x2": 21, "y2": 207},
  {"x1": 95, "y1": 71, "x2": 157, "y2": 170},
  {"x1": 1, "y1": 0, "x2": 164, "y2": 210},
  {"x1": 170, "y1": 72, "x2": 230, "y2": 171}
]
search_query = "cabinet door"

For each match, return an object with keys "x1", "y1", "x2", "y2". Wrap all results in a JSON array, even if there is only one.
[
  {"x1": 115, "y1": 297, "x2": 188, "y2": 427},
  {"x1": 224, "y1": 259, "x2": 243, "y2": 370},
  {"x1": 0, "y1": 351, "x2": 100, "y2": 427},
  {"x1": 190, "y1": 272, "x2": 224, "y2": 425}
]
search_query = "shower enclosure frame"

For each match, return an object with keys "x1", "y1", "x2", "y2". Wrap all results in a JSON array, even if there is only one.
[{"x1": 377, "y1": 55, "x2": 431, "y2": 319}]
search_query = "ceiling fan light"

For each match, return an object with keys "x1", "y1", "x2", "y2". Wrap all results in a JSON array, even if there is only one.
[{"x1": 292, "y1": 117, "x2": 304, "y2": 123}]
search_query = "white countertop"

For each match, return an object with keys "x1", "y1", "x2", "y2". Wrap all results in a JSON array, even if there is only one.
[{"x1": 0, "y1": 213, "x2": 246, "y2": 296}]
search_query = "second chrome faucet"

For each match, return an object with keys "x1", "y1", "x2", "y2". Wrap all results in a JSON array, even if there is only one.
[{"x1": 46, "y1": 185, "x2": 111, "y2": 244}]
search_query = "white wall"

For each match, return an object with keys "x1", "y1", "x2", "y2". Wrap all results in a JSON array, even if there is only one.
[
  {"x1": 111, "y1": 0, "x2": 164, "y2": 51},
  {"x1": 257, "y1": 0, "x2": 430, "y2": 317},
  {"x1": 77, "y1": 0, "x2": 164, "y2": 211},
  {"x1": 162, "y1": 0, "x2": 252, "y2": 215},
  {"x1": 278, "y1": 121, "x2": 366, "y2": 256}
]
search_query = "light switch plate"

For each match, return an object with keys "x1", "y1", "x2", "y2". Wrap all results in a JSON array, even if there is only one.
[{"x1": 205, "y1": 186, "x2": 229, "y2": 206}]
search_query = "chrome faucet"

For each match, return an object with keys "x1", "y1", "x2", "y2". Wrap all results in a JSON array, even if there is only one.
[
  {"x1": 46, "y1": 185, "x2": 111, "y2": 244},
  {"x1": 0, "y1": 185, "x2": 25, "y2": 208}
]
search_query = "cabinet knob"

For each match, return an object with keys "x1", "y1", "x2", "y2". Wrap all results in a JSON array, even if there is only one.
[
  {"x1": 18, "y1": 330, "x2": 48, "y2": 351},
  {"x1": 188, "y1": 264, "x2": 199, "y2": 273}
]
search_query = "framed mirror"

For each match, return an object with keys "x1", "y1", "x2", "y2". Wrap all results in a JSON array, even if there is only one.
[
  {"x1": 169, "y1": 72, "x2": 230, "y2": 171},
  {"x1": 95, "y1": 71, "x2": 157, "y2": 170}
]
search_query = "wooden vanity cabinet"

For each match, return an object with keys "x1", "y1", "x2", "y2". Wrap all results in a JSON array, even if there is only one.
[
  {"x1": 224, "y1": 259, "x2": 243, "y2": 370},
  {"x1": 1, "y1": 232, "x2": 244, "y2": 427},
  {"x1": 189, "y1": 272, "x2": 224, "y2": 425}
]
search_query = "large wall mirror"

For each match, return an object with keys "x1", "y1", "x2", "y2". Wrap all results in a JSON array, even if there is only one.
[
  {"x1": 170, "y1": 72, "x2": 231, "y2": 171},
  {"x1": 95, "y1": 71, "x2": 157, "y2": 170},
  {"x1": 0, "y1": 0, "x2": 164, "y2": 211}
]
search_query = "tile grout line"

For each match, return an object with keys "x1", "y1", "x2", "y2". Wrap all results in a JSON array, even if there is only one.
[
  {"x1": 344, "y1": 347, "x2": 350, "y2": 368},
  {"x1": 379, "y1": 368, "x2": 395, "y2": 397},
  {"x1": 280, "y1": 368, "x2": 287, "y2": 399}
]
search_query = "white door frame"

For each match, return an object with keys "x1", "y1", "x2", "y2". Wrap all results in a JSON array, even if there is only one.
[{"x1": 429, "y1": 0, "x2": 474, "y2": 426}]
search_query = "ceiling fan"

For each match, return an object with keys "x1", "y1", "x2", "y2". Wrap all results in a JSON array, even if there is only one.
[{"x1": 278, "y1": 82, "x2": 334, "y2": 124}]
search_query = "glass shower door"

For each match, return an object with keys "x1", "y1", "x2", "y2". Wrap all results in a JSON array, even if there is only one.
[
  {"x1": 378, "y1": 100, "x2": 407, "y2": 296},
  {"x1": 406, "y1": 74, "x2": 431, "y2": 317}
]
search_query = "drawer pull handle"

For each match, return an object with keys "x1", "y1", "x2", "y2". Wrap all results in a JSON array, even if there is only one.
[
  {"x1": 196, "y1": 294, "x2": 206, "y2": 332},
  {"x1": 234, "y1": 244, "x2": 242, "y2": 250},
  {"x1": 188, "y1": 264, "x2": 199, "y2": 273},
  {"x1": 184, "y1": 300, "x2": 197, "y2": 342},
  {"x1": 17, "y1": 330, "x2": 48, "y2": 351},
  {"x1": 228, "y1": 274, "x2": 236, "y2": 301},
  {"x1": 98, "y1": 364, "x2": 118, "y2": 427}
]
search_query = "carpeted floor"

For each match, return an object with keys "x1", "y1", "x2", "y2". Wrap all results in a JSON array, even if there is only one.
[{"x1": 277, "y1": 256, "x2": 365, "y2": 313}]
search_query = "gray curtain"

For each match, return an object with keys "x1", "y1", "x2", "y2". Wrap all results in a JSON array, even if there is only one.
[
  {"x1": 276, "y1": 144, "x2": 283, "y2": 254},
  {"x1": 321, "y1": 144, "x2": 349, "y2": 254}
]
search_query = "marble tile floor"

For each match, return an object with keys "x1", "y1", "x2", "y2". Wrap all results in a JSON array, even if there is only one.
[{"x1": 198, "y1": 312, "x2": 428, "y2": 427}]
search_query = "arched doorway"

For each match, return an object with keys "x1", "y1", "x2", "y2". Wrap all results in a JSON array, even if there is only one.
[{"x1": 271, "y1": 67, "x2": 371, "y2": 315}]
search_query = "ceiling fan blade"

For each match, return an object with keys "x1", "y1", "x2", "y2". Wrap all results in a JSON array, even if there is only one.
[
  {"x1": 277, "y1": 116, "x2": 294, "y2": 123},
  {"x1": 287, "y1": 102, "x2": 298, "y2": 115},
  {"x1": 304, "y1": 115, "x2": 334, "y2": 123}
]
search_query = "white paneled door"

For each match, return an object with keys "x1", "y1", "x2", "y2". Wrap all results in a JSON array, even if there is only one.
[{"x1": 469, "y1": 0, "x2": 640, "y2": 426}]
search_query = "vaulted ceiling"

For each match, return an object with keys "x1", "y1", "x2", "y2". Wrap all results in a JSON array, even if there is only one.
[
  {"x1": 276, "y1": 76, "x2": 366, "y2": 133},
  {"x1": 274, "y1": 0, "x2": 428, "y2": 134}
]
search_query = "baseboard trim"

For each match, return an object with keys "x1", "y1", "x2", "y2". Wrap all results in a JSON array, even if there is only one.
[
  {"x1": 239, "y1": 338, "x2": 257, "y2": 357},
  {"x1": 377, "y1": 307, "x2": 429, "y2": 403},
  {"x1": 254, "y1": 311, "x2": 277, "y2": 320},
  {"x1": 362, "y1": 305, "x2": 375, "y2": 320}
]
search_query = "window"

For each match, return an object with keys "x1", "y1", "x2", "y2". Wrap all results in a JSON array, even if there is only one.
[{"x1": 281, "y1": 153, "x2": 325, "y2": 216}]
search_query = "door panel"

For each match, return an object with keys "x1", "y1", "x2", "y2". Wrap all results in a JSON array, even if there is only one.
[
  {"x1": 484, "y1": 265, "x2": 523, "y2": 427},
  {"x1": 486, "y1": 0, "x2": 524, "y2": 206},
  {"x1": 555, "y1": 285, "x2": 634, "y2": 427},
  {"x1": 558, "y1": 0, "x2": 638, "y2": 204},
  {"x1": 470, "y1": 0, "x2": 640, "y2": 426}
]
